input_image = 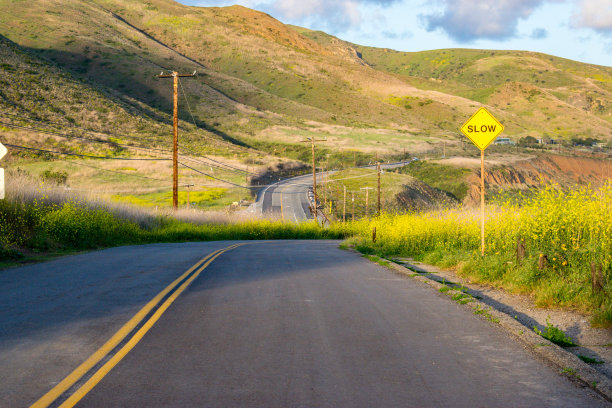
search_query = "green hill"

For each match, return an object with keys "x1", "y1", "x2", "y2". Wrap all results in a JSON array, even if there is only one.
[{"x1": 0, "y1": 0, "x2": 610, "y2": 159}]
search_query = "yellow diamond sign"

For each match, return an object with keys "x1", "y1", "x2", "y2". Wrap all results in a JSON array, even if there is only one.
[{"x1": 460, "y1": 107, "x2": 504, "y2": 151}]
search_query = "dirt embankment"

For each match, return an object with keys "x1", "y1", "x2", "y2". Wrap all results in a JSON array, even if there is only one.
[
  {"x1": 465, "y1": 154, "x2": 611, "y2": 204},
  {"x1": 395, "y1": 179, "x2": 456, "y2": 212}
]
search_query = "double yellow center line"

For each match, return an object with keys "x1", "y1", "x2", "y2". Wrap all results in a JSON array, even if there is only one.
[{"x1": 31, "y1": 243, "x2": 244, "y2": 408}]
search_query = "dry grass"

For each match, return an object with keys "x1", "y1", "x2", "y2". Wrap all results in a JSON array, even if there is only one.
[{"x1": 5, "y1": 171, "x2": 161, "y2": 229}]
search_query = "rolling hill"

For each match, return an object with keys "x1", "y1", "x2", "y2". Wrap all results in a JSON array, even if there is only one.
[{"x1": 0, "y1": 0, "x2": 609, "y2": 154}]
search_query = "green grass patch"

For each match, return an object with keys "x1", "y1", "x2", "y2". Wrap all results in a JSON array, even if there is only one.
[
  {"x1": 111, "y1": 188, "x2": 250, "y2": 209},
  {"x1": 533, "y1": 318, "x2": 577, "y2": 347},
  {"x1": 578, "y1": 355, "x2": 604, "y2": 364},
  {"x1": 395, "y1": 160, "x2": 471, "y2": 201}
]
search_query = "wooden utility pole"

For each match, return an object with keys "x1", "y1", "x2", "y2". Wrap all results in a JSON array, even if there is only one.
[
  {"x1": 343, "y1": 184, "x2": 346, "y2": 222},
  {"x1": 157, "y1": 70, "x2": 196, "y2": 209},
  {"x1": 301, "y1": 137, "x2": 325, "y2": 220},
  {"x1": 377, "y1": 162, "x2": 382, "y2": 216},
  {"x1": 353, "y1": 151, "x2": 357, "y2": 168},
  {"x1": 324, "y1": 155, "x2": 329, "y2": 207},
  {"x1": 361, "y1": 187, "x2": 374, "y2": 219}
]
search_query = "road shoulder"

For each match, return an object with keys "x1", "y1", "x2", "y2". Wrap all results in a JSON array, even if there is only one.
[{"x1": 354, "y1": 249, "x2": 612, "y2": 403}]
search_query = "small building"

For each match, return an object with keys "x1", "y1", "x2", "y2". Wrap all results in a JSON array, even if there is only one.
[{"x1": 494, "y1": 137, "x2": 515, "y2": 145}]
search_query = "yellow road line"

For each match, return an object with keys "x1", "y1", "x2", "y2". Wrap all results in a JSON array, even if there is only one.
[
  {"x1": 58, "y1": 243, "x2": 243, "y2": 408},
  {"x1": 30, "y1": 244, "x2": 241, "y2": 408}
]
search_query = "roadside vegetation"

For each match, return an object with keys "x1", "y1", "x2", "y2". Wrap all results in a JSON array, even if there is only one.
[
  {"x1": 393, "y1": 160, "x2": 471, "y2": 201},
  {"x1": 344, "y1": 182, "x2": 612, "y2": 327},
  {"x1": 0, "y1": 173, "x2": 348, "y2": 265},
  {"x1": 1, "y1": 171, "x2": 610, "y2": 328}
]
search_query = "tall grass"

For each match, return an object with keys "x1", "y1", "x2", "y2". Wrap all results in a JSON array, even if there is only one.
[
  {"x1": 0, "y1": 173, "x2": 347, "y2": 258},
  {"x1": 346, "y1": 182, "x2": 612, "y2": 326}
]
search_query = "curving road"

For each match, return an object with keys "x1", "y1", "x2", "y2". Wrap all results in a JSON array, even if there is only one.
[
  {"x1": 0, "y1": 241, "x2": 607, "y2": 407},
  {"x1": 250, "y1": 161, "x2": 414, "y2": 222}
]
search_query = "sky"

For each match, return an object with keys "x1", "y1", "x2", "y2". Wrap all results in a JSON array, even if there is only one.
[{"x1": 179, "y1": 0, "x2": 612, "y2": 67}]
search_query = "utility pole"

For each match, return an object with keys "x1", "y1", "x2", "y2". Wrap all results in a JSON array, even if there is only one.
[
  {"x1": 185, "y1": 184, "x2": 194, "y2": 209},
  {"x1": 300, "y1": 137, "x2": 325, "y2": 220},
  {"x1": 361, "y1": 187, "x2": 374, "y2": 219},
  {"x1": 353, "y1": 151, "x2": 357, "y2": 168},
  {"x1": 343, "y1": 184, "x2": 346, "y2": 222},
  {"x1": 245, "y1": 165, "x2": 249, "y2": 187},
  {"x1": 324, "y1": 154, "x2": 329, "y2": 207},
  {"x1": 377, "y1": 162, "x2": 382, "y2": 216},
  {"x1": 157, "y1": 70, "x2": 196, "y2": 210}
]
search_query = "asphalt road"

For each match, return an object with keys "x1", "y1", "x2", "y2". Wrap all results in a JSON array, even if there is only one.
[
  {"x1": 254, "y1": 173, "x2": 316, "y2": 222},
  {"x1": 251, "y1": 161, "x2": 412, "y2": 222},
  {"x1": 1, "y1": 241, "x2": 607, "y2": 407}
]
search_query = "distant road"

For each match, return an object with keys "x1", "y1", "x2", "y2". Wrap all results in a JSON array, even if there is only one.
[
  {"x1": 250, "y1": 161, "x2": 414, "y2": 222},
  {"x1": 1, "y1": 241, "x2": 606, "y2": 407}
]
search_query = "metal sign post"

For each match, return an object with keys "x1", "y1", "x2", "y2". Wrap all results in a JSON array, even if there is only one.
[{"x1": 460, "y1": 107, "x2": 504, "y2": 256}]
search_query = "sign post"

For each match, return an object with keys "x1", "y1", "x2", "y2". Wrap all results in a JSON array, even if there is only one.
[
  {"x1": 460, "y1": 107, "x2": 504, "y2": 256},
  {"x1": 0, "y1": 142, "x2": 6, "y2": 200}
]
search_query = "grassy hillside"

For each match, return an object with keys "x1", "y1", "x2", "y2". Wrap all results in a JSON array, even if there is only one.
[
  {"x1": 1, "y1": 0, "x2": 611, "y2": 151},
  {"x1": 350, "y1": 46, "x2": 612, "y2": 140},
  {"x1": 0, "y1": 0, "x2": 609, "y2": 213}
]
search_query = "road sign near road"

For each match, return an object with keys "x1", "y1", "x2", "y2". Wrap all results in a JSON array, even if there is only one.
[
  {"x1": 0, "y1": 142, "x2": 6, "y2": 160},
  {"x1": 460, "y1": 107, "x2": 505, "y2": 256},
  {"x1": 460, "y1": 107, "x2": 504, "y2": 151}
]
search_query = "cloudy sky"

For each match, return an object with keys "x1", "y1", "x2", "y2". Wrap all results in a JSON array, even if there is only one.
[{"x1": 180, "y1": 0, "x2": 612, "y2": 67}]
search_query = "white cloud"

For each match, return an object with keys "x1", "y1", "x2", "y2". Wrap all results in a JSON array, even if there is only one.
[
  {"x1": 573, "y1": 0, "x2": 612, "y2": 34},
  {"x1": 260, "y1": 0, "x2": 401, "y2": 31},
  {"x1": 422, "y1": 0, "x2": 552, "y2": 41}
]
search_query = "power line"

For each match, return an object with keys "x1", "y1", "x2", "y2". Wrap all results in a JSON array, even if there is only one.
[
  {"x1": 4, "y1": 143, "x2": 170, "y2": 161},
  {"x1": 0, "y1": 119, "x2": 255, "y2": 176},
  {"x1": 176, "y1": 76, "x2": 247, "y2": 154},
  {"x1": 0, "y1": 115, "x2": 252, "y2": 175},
  {"x1": 68, "y1": 160, "x2": 169, "y2": 183},
  {"x1": 179, "y1": 161, "x2": 253, "y2": 190},
  {"x1": 0, "y1": 120, "x2": 173, "y2": 156},
  {"x1": 176, "y1": 77, "x2": 255, "y2": 175},
  {"x1": 179, "y1": 155, "x2": 256, "y2": 176}
]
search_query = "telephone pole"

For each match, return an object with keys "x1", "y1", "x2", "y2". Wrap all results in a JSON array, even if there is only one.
[
  {"x1": 377, "y1": 162, "x2": 382, "y2": 216},
  {"x1": 157, "y1": 70, "x2": 196, "y2": 210},
  {"x1": 343, "y1": 184, "x2": 347, "y2": 223},
  {"x1": 300, "y1": 137, "x2": 325, "y2": 220}
]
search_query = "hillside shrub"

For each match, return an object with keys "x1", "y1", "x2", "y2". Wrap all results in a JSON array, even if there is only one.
[{"x1": 347, "y1": 182, "x2": 612, "y2": 326}]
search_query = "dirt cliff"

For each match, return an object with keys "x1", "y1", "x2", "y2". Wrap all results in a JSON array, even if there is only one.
[{"x1": 465, "y1": 154, "x2": 611, "y2": 204}]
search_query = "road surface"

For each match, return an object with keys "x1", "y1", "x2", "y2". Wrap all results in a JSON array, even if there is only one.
[
  {"x1": 250, "y1": 161, "x2": 413, "y2": 222},
  {"x1": 1, "y1": 241, "x2": 606, "y2": 407},
  {"x1": 251, "y1": 173, "x2": 317, "y2": 222}
]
